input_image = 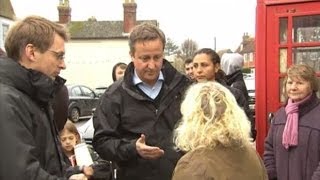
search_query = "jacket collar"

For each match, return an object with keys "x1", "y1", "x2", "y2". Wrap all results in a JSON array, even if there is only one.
[
  {"x1": 225, "y1": 70, "x2": 243, "y2": 86},
  {"x1": 0, "y1": 57, "x2": 66, "y2": 104},
  {"x1": 298, "y1": 92, "x2": 320, "y2": 117}
]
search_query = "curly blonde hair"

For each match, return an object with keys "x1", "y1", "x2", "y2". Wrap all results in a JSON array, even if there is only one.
[{"x1": 174, "y1": 82, "x2": 251, "y2": 152}]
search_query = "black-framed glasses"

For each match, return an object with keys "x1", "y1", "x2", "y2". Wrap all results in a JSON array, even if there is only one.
[{"x1": 47, "y1": 50, "x2": 65, "y2": 60}]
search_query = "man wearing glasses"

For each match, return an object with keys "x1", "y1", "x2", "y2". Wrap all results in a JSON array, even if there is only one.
[{"x1": 0, "y1": 16, "x2": 87, "y2": 180}]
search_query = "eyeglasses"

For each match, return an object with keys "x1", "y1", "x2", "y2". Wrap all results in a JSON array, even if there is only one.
[{"x1": 47, "y1": 50, "x2": 65, "y2": 60}]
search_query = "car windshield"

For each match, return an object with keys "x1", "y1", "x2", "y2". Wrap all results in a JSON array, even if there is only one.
[{"x1": 244, "y1": 76, "x2": 255, "y2": 91}]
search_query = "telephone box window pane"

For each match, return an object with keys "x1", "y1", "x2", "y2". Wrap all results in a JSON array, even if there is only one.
[
  {"x1": 279, "y1": 18, "x2": 288, "y2": 44},
  {"x1": 279, "y1": 48, "x2": 287, "y2": 73},
  {"x1": 293, "y1": 15, "x2": 320, "y2": 43},
  {"x1": 279, "y1": 78, "x2": 285, "y2": 103},
  {"x1": 292, "y1": 47, "x2": 320, "y2": 71}
]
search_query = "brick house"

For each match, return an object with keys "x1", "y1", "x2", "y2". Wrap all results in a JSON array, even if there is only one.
[
  {"x1": 235, "y1": 32, "x2": 255, "y2": 69},
  {"x1": 55, "y1": 0, "x2": 158, "y2": 88}
]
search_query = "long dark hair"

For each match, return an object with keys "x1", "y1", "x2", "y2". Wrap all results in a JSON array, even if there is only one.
[{"x1": 193, "y1": 48, "x2": 227, "y2": 84}]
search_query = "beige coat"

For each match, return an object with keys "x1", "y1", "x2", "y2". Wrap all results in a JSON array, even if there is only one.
[{"x1": 172, "y1": 144, "x2": 268, "y2": 180}]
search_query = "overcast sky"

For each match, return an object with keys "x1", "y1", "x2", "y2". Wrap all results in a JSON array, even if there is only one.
[{"x1": 10, "y1": 0, "x2": 256, "y2": 51}]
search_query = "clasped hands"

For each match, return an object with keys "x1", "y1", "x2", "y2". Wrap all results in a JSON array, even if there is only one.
[{"x1": 69, "y1": 165, "x2": 94, "y2": 180}]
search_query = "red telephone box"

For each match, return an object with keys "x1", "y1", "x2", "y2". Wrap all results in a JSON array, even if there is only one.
[{"x1": 255, "y1": 0, "x2": 320, "y2": 155}]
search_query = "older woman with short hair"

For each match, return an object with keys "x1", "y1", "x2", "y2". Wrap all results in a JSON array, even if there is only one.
[{"x1": 264, "y1": 64, "x2": 320, "y2": 180}]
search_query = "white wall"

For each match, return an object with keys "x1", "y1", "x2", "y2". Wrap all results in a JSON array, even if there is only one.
[
  {"x1": 61, "y1": 39, "x2": 131, "y2": 88},
  {"x1": 0, "y1": 17, "x2": 14, "y2": 50}
]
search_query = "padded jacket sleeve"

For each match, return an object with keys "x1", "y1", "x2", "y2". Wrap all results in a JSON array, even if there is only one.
[
  {"x1": 263, "y1": 122, "x2": 277, "y2": 180},
  {"x1": 92, "y1": 90, "x2": 138, "y2": 162},
  {"x1": 0, "y1": 92, "x2": 67, "y2": 180}
]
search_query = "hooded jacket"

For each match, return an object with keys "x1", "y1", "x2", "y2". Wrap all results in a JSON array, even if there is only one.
[
  {"x1": 226, "y1": 70, "x2": 249, "y2": 100},
  {"x1": 221, "y1": 53, "x2": 249, "y2": 100},
  {"x1": 93, "y1": 59, "x2": 191, "y2": 180},
  {"x1": 0, "y1": 57, "x2": 68, "y2": 179},
  {"x1": 221, "y1": 53, "x2": 255, "y2": 139}
]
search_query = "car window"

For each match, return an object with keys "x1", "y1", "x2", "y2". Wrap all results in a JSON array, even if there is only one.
[
  {"x1": 71, "y1": 86, "x2": 82, "y2": 96},
  {"x1": 81, "y1": 86, "x2": 95, "y2": 98},
  {"x1": 244, "y1": 77, "x2": 255, "y2": 91}
]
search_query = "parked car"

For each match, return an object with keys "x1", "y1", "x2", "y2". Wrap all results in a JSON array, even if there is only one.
[
  {"x1": 77, "y1": 117, "x2": 94, "y2": 144},
  {"x1": 94, "y1": 86, "x2": 108, "y2": 97},
  {"x1": 66, "y1": 85, "x2": 99, "y2": 122},
  {"x1": 244, "y1": 76, "x2": 255, "y2": 120}
]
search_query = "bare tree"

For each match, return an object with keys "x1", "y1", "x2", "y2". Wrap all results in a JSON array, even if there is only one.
[
  {"x1": 164, "y1": 38, "x2": 179, "y2": 56},
  {"x1": 181, "y1": 38, "x2": 198, "y2": 59}
]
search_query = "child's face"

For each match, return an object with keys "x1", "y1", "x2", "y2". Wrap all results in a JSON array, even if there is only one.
[{"x1": 60, "y1": 130, "x2": 78, "y2": 153}]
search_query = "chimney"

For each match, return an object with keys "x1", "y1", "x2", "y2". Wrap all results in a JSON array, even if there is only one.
[
  {"x1": 57, "y1": 0, "x2": 71, "y2": 24},
  {"x1": 242, "y1": 32, "x2": 250, "y2": 42},
  {"x1": 123, "y1": 0, "x2": 137, "y2": 33}
]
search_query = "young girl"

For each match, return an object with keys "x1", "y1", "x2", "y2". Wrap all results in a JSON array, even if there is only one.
[
  {"x1": 60, "y1": 120, "x2": 113, "y2": 180},
  {"x1": 60, "y1": 120, "x2": 83, "y2": 165}
]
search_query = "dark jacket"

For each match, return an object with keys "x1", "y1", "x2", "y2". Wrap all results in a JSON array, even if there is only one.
[
  {"x1": 226, "y1": 70, "x2": 249, "y2": 100},
  {"x1": 0, "y1": 58, "x2": 68, "y2": 179},
  {"x1": 218, "y1": 78, "x2": 255, "y2": 139},
  {"x1": 264, "y1": 93, "x2": 320, "y2": 180},
  {"x1": 53, "y1": 84, "x2": 69, "y2": 131},
  {"x1": 225, "y1": 71, "x2": 256, "y2": 139},
  {"x1": 172, "y1": 145, "x2": 268, "y2": 180},
  {"x1": 93, "y1": 60, "x2": 191, "y2": 180}
]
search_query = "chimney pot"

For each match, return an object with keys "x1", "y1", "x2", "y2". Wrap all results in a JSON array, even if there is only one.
[{"x1": 123, "y1": 2, "x2": 137, "y2": 33}]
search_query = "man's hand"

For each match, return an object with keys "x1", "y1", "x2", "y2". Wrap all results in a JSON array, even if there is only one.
[{"x1": 136, "y1": 134, "x2": 164, "y2": 160}]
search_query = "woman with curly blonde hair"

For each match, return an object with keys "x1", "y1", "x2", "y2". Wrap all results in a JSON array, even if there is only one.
[{"x1": 172, "y1": 82, "x2": 267, "y2": 180}]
